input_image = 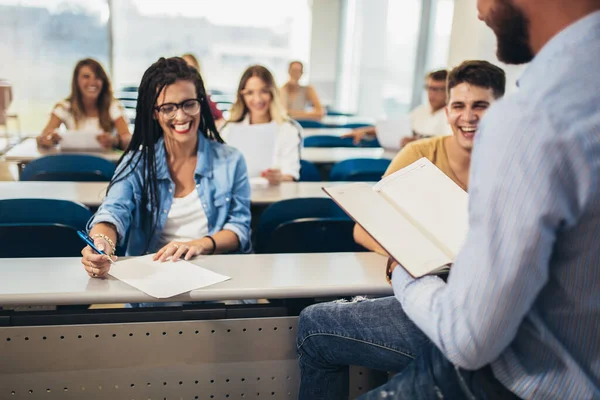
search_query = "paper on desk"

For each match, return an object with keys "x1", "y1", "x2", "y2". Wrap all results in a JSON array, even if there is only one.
[
  {"x1": 108, "y1": 254, "x2": 230, "y2": 298},
  {"x1": 60, "y1": 130, "x2": 104, "y2": 151},
  {"x1": 225, "y1": 122, "x2": 277, "y2": 178}
]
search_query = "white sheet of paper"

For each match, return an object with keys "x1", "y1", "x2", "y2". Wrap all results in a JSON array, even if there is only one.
[
  {"x1": 225, "y1": 123, "x2": 277, "y2": 178},
  {"x1": 60, "y1": 130, "x2": 104, "y2": 151},
  {"x1": 375, "y1": 118, "x2": 412, "y2": 150},
  {"x1": 108, "y1": 254, "x2": 230, "y2": 298}
]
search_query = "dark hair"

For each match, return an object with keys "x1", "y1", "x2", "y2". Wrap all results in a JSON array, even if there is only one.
[
  {"x1": 447, "y1": 60, "x2": 506, "y2": 99},
  {"x1": 68, "y1": 58, "x2": 114, "y2": 132},
  {"x1": 108, "y1": 57, "x2": 223, "y2": 252},
  {"x1": 427, "y1": 69, "x2": 448, "y2": 82},
  {"x1": 289, "y1": 60, "x2": 304, "y2": 71}
]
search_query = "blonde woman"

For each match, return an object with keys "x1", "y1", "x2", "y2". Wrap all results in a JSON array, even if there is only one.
[
  {"x1": 220, "y1": 65, "x2": 301, "y2": 185},
  {"x1": 37, "y1": 58, "x2": 131, "y2": 149}
]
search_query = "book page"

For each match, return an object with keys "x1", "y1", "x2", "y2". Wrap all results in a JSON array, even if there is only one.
[
  {"x1": 375, "y1": 118, "x2": 412, "y2": 151},
  {"x1": 108, "y1": 254, "x2": 230, "y2": 298},
  {"x1": 225, "y1": 123, "x2": 277, "y2": 178},
  {"x1": 373, "y1": 158, "x2": 468, "y2": 258},
  {"x1": 324, "y1": 183, "x2": 452, "y2": 278},
  {"x1": 60, "y1": 130, "x2": 104, "y2": 151}
]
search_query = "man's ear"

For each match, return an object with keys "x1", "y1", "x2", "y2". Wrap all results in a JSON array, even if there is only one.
[{"x1": 445, "y1": 105, "x2": 450, "y2": 120}]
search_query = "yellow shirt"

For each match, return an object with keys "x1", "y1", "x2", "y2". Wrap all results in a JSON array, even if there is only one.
[{"x1": 384, "y1": 136, "x2": 467, "y2": 191}]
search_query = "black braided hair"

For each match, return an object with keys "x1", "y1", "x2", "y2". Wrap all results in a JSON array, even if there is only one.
[{"x1": 107, "y1": 57, "x2": 224, "y2": 253}]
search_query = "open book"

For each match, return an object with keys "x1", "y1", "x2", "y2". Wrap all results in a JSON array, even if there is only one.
[{"x1": 323, "y1": 158, "x2": 469, "y2": 278}]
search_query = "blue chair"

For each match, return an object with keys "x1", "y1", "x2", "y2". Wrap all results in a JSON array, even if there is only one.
[
  {"x1": 255, "y1": 198, "x2": 364, "y2": 253},
  {"x1": 21, "y1": 154, "x2": 116, "y2": 182},
  {"x1": 299, "y1": 160, "x2": 321, "y2": 182},
  {"x1": 339, "y1": 123, "x2": 374, "y2": 129},
  {"x1": 329, "y1": 158, "x2": 391, "y2": 182},
  {"x1": 296, "y1": 119, "x2": 326, "y2": 129},
  {"x1": 303, "y1": 135, "x2": 356, "y2": 148},
  {"x1": 0, "y1": 199, "x2": 92, "y2": 257}
]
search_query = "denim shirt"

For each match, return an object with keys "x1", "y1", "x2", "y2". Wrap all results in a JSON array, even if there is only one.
[{"x1": 88, "y1": 131, "x2": 252, "y2": 255}]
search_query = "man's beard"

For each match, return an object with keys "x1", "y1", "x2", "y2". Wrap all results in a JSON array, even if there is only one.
[{"x1": 489, "y1": 1, "x2": 534, "y2": 64}]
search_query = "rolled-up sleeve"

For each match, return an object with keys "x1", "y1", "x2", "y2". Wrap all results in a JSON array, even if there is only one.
[{"x1": 222, "y1": 153, "x2": 252, "y2": 253}]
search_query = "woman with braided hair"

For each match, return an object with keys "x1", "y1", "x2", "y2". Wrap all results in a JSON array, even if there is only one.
[{"x1": 80, "y1": 57, "x2": 252, "y2": 279}]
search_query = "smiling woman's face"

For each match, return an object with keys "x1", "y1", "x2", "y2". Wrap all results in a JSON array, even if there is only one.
[{"x1": 155, "y1": 80, "x2": 200, "y2": 145}]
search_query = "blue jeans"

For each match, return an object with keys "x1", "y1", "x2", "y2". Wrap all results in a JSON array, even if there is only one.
[{"x1": 297, "y1": 296, "x2": 518, "y2": 400}]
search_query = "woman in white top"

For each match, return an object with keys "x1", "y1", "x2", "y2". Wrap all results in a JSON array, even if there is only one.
[
  {"x1": 220, "y1": 65, "x2": 301, "y2": 185},
  {"x1": 37, "y1": 58, "x2": 132, "y2": 150},
  {"x1": 280, "y1": 60, "x2": 325, "y2": 121}
]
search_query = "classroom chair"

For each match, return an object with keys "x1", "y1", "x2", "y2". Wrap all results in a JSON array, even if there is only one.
[
  {"x1": 339, "y1": 123, "x2": 374, "y2": 129},
  {"x1": 296, "y1": 119, "x2": 326, "y2": 129},
  {"x1": 303, "y1": 135, "x2": 356, "y2": 148},
  {"x1": 299, "y1": 160, "x2": 321, "y2": 182},
  {"x1": 255, "y1": 197, "x2": 365, "y2": 254},
  {"x1": 0, "y1": 199, "x2": 92, "y2": 257},
  {"x1": 329, "y1": 158, "x2": 391, "y2": 182},
  {"x1": 21, "y1": 154, "x2": 116, "y2": 182}
]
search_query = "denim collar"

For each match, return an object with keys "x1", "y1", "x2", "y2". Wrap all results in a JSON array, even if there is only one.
[{"x1": 154, "y1": 130, "x2": 214, "y2": 181}]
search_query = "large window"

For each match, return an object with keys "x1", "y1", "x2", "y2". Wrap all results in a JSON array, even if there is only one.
[
  {"x1": 0, "y1": 0, "x2": 109, "y2": 132},
  {"x1": 111, "y1": 0, "x2": 312, "y2": 94},
  {"x1": 336, "y1": 0, "x2": 455, "y2": 118}
]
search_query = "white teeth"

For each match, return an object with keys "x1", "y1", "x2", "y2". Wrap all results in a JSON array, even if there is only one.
[
  {"x1": 174, "y1": 122, "x2": 191, "y2": 131},
  {"x1": 460, "y1": 127, "x2": 476, "y2": 132}
]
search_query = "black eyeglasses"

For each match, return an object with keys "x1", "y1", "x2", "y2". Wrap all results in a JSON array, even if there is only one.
[{"x1": 155, "y1": 99, "x2": 201, "y2": 119}]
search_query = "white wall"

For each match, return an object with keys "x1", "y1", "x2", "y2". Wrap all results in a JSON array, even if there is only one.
[
  {"x1": 308, "y1": 0, "x2": 342, "y2": 105},
  {"x1": 447, "y1": 0, "x2": 525, "y2": 91}
]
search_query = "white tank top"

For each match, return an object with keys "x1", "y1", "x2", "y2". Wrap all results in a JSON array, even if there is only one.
[{"x1": 159, "y1": 189, "x2": 209, "y2": 246}]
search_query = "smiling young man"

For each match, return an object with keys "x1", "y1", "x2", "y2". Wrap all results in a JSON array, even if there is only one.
[
  {"x1": 354, "y1": 60, "x2": 505, "y2": 254},
  {"x1": 297, "y1": 0, "x2": 600, "y2": 398}
]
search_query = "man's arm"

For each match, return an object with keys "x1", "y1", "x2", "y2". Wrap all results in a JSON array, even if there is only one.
[{"x1": 392, "y1": 108, "x2": 587, "y2": 369}]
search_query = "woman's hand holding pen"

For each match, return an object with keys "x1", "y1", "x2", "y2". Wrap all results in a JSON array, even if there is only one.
[{"x1": 81, "y1": 237, "x2": 117, "y2": 279}]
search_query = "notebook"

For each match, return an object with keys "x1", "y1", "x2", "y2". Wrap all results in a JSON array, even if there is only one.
[
  {"x1": 59, "y1": 130, "x2": 104, "y2": 151},
  {"x1": 225, "y1": 123, "x2": 277, "y2": 178},
  {"x1": 323, "y1": 157, "x2": 468, "y2": 278},
  {"x1": 375, "y1": 117, "x2": 413, "y2": 151}
]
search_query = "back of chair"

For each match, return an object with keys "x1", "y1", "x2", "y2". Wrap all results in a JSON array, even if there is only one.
[
  {"x1": 329, "y1": 158, "x2": 391, "y2": 182},
  {"x1": 262, "y1": 218, "x2": 366, "y2": 254},
  {"x1": 21, "y1": 154, "x2": 116, "y2": 182},
  {"x1": 0, "y1": 199, "x2": 92, "y2": 257},
  {"x1": 303, "y1": 135, "x2": 356, "y2": 148},
  {"x1": 299, "y1": 160, "x2": 321, "y2": 182},
  {"x1": 255, "y1": 197, "x2": 349, "y2": 253},
  {"x1": 296, "y1": 119, "x2": 326, "y2": 129}
]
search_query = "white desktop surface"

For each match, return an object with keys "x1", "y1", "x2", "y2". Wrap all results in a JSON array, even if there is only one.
[
  {"x1": 3, "y1": 137, "x2": 121, "y2": 163},
  {"x1": 303, "y1": 128, "x2": 352, "y2": 138},
  {"x1": 302, "y1": 147, "x2": 395, "y2": 164},
  {"x1": 0, "y1": 252, "x2": 390, "y2": 305},
  {"x1": 0, "y1": 181, "x2": 349, "y2": 207}
]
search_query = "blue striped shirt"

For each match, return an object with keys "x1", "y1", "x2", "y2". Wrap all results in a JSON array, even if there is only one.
[{"x1": 392, "y1": 11, "x2": 600, "y2": 399}]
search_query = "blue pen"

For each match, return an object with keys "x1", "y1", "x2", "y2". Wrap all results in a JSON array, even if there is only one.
[{"x1": 77, "y1": 230, "x2": 116, "y2": 264}]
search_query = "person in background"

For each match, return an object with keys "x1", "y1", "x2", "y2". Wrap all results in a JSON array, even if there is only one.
[
  {"x1": 80, "y1": 57, "x2": 251, "y2": 279},
  {"x1": 353, "y1": 60, "x2": 506, "y2": 254},
  {"x1": 182, "y1": 53, "x2": 225, "y2": 126},
  {"x1": 343, "y1": 69, "x2": 451, "y2": 146},
  {"x1": 297, "y1": 0, "x2": 600, "y2": 398},
  {"x1": 37, "y1": 58, "x2": 131, "y2": 150},
  {"x1": 280, "y1": 60, "x2": 325, "y2": 121},
  {"x1": 220, "y1": 65, "x2": 301, "y2": 185}
]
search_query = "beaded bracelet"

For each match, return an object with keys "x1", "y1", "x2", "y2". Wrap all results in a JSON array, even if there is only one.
[{"x1": 91, "y1": 233, "x2": 116, "y2": 255}]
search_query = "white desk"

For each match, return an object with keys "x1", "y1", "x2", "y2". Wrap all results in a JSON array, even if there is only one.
[
  {"x1": 302, "y1": 147, "x2": 396, "y2": 164},
  {"x1": 0, "y1": 253, "x2": 386, "y2": 398},
  {"x1": 0, "y1": 252, "x2": 389, "y2": 306},
  {"x1": 3, "y1": 137, "x2": 122, "y2": 164},
  {"x1": 302, "y1": 127, "x2": 352, "y2": 138},
  {"x1": 320, "y1": 115, "x2": 375, "y2": 127},
  {"x1": 0, "y1": 181, "x2": 347, "y2": 207}
]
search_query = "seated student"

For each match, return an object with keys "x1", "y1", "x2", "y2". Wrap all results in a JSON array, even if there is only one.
[
  {"x1": 220, "y1": 65, "x2": 301, "y2": 185},
  {"x1": 37, "y1": 58, "x2": 132, "y2": 150},
  {"x1": 280, "y1": 60, "x2": 325, "y2": 121},
  {"x1": 80, "y1": 57, "x2": 251, "y2": 279},
  {"x1": 354, "y1": 60, "x2": 506, "y2": 254},
  {"x1": 181, "y1": 53, "x2": 225, "y2": 126},
  {"x1": 343, "y1": 69, "x2": 451, "y2": 146}
]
